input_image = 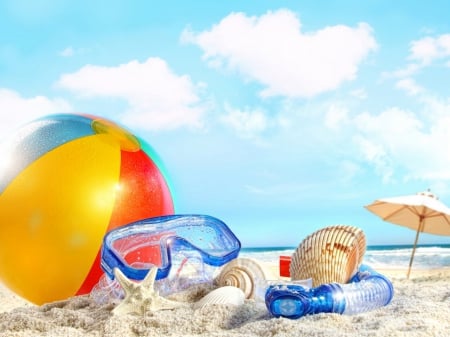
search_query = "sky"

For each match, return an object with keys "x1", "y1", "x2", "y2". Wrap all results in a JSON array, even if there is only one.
[{"x1": 1, "y1": 0, "x2": 450, "y2": 247}]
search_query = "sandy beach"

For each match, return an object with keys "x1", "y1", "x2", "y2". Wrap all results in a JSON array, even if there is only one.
[{"x1": 1, "y1": 265, "x2": 449, "y2": 337}]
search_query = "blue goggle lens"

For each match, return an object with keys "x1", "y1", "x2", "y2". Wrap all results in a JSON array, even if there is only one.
[{"x1": 100, "y1": 214, "x2": 241, "y2": 281}]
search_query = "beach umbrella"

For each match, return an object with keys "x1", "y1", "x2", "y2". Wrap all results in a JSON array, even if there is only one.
[{"x1": 365, "y1": 190, "x2": 450, "y2": 278}]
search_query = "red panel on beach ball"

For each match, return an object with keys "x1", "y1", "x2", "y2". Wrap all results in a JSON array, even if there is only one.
[
  {"x1": 109, "y1": 148, "x2": 174, "y2": 227},
  {"x1": 76, "y1": 147, "x2": 174, "y2": 295}
]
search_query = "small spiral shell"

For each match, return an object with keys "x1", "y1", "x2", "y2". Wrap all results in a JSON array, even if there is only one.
[
  {"x1": 193, "y1": 286, "x2": 245, "y2": 310},
  {"x1": 215, "y1": 258, "x2": 268, "y2": 299},
  {"x1": 290, "y1": 225, "x2": 366, "y2": 287}
]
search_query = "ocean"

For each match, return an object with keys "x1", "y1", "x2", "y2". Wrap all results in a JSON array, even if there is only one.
[{"x1": 239, "y1": 244, "x2": 450, "y2": 270}]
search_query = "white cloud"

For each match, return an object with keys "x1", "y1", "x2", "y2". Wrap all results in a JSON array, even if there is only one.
[
  {"x1": 353, "y1": 103, "x2": 450, "y2": 182},
  {"x1": 388, "y1": 34, "x2": 450, "y2": 80},
  {"x1": 419, "y1": 95, "x2": 450, "y2": 120},
  {"x1": 182, "y1": 9, "x2": 377, "y2": 98},
  {"x1": 0, "y1": 88, "x2": 72, "y2": 139},
  {"x1": 56, "y1": 57, "x2": 206, "y2": 130},
  {"x1": 409, "y1": 37, "x2": 439, "y2": 65},
  {"x1": 409, "y1": 34, "x2": 450, "y2": 65},
  {"x1": 220, "y1": 105, "x2": 268, "y2": 139},
  {"x1": 395, "y1": 78, "x2": 424, "y2": 96}
]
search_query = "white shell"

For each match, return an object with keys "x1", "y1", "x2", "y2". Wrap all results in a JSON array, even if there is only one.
[
  {"x1": 290, "y1": 225, "x2": 366, "y2": 287},
  {"x1": 215, "y1": 258, "x2": 268, "y2": 299},
  {"x1": 193, "y1": 286, "x2": 245, "y2": 310}
]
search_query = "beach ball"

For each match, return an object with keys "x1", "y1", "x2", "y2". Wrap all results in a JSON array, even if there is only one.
[{"x1": 0, "y1": 113, "x2": 174, "y2": 304}]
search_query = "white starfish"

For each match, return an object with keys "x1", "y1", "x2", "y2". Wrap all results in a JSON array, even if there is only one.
[{"x1": 112, "y1": 267, "x2": 187, "y2": 316}]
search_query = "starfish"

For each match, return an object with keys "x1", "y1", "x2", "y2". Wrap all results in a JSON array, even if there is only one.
[{"x1": 112, "y1": 267, "x2": 187, "y2": 316}]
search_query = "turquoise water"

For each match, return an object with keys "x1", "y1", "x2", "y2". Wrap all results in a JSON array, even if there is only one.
[{"x1": 239, "y1": 244, "x2": 450, "y2": 270}]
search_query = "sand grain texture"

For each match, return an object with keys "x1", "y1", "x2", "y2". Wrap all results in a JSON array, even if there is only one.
[{"x1": 1, "y1": 267, "x2": 449, "y2": 337}]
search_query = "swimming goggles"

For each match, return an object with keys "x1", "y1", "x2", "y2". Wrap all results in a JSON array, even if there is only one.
[{"x1": 100, "y1": 214, "x2": 241, "y2": 281}]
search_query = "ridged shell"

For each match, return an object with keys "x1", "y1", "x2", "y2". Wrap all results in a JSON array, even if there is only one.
[
  {"x1": 193, "y1": 286, "x2": 245, "y2": 310},
  {"x1": 215, "y1": 258, "x2": 268, "y2": 299},
  {"x1": 290, "y1": 225, "x2": 366, "y2": 287}
]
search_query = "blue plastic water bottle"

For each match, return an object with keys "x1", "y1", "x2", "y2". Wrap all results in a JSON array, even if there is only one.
[{"x1": 265, "y1": 265, "x2": 394, "y2": 319}]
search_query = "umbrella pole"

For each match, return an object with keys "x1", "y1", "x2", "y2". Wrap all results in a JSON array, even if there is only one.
[{"x1": 407, "y1": 218, "x2": 424, "y2": 279}]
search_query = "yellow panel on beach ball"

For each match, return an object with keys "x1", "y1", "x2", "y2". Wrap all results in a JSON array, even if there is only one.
[{"x1": 0, "y1": 135, "x2": 120, "y2": 304}]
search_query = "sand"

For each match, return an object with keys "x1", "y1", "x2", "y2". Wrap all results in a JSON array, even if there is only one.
[{"x1": 1, "y1": 266, "x2": 450, "y2": 337}]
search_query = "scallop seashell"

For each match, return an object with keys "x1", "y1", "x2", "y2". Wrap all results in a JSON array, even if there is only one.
[
  {"x1": 193, "y1": 286, "x2": 245, "y2": 310},
  {"x1": 354, "y1": 226, "x2": 367, "y2": 266},
  {"x1": 290, "y1": 225, "x2": 366, "y2": 287},
  {"x1": 215, "y1": 258, "x2": 268, "y2": 299}
]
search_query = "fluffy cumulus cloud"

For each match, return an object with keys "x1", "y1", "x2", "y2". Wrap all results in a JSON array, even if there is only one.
[
  {"x1": 0, "y1": 88, "x2": 72, "y2": 139},
  {"x1": 409, "y1": 33, "x2": 450, "y2": 65},
  {"x1": 182, "y1": 9, "x2": 377, "y2": 98},
  {"x1": 389, "y1": 33, "x2": 450, "y2": 81},
  {"x1": 56, "y1": 57, "x2": 205, "y2": 130},
  {"x1": 351, "y1": 35, "x2": 450, "y2": 183},
  {"x1": 353, "y1": 102, "x2": 450, "y2": 182}
]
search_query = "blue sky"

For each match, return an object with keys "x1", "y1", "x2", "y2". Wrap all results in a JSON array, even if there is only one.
[{"x1": 1, "y1": 0, "x2": 450, "y2": 247}]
